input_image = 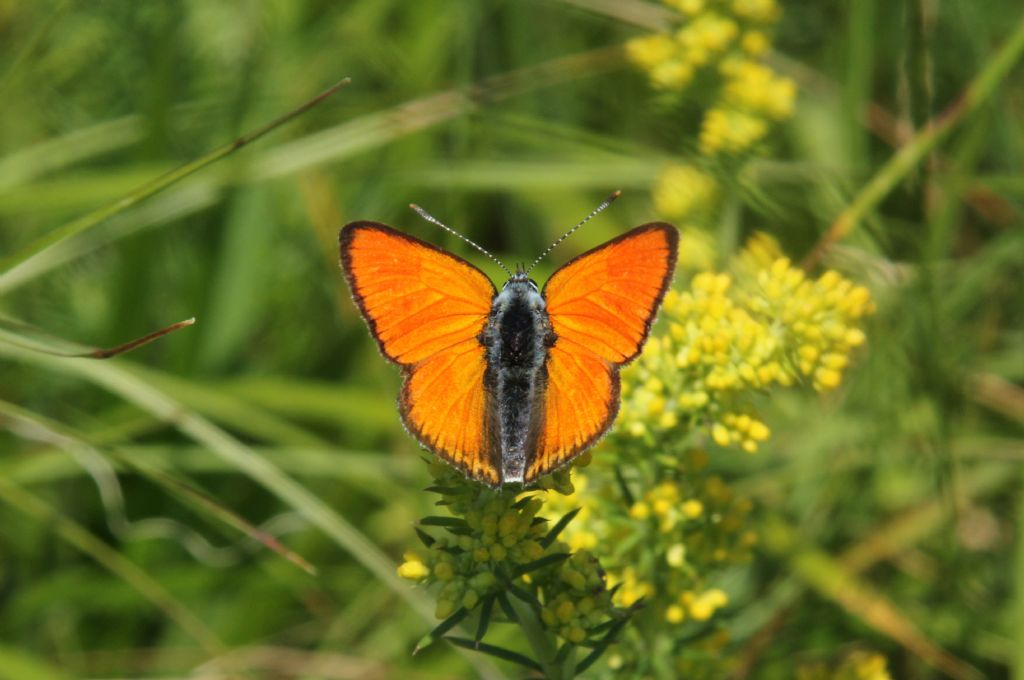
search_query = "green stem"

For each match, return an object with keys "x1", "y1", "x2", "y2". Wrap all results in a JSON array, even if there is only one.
[
  {"x1": 0, "y1": 77, "x2": 350, "y2": 279},
  {"x1": 802, "y1": 13, "x2": 1024, "y2": 269}
]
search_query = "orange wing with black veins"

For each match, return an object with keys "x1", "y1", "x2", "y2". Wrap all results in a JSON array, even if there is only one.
[
  {"x1": 340, "y1": 222, "x2": 500, "y2": 484},
  {"x1": 528, "y1": 223, "x2": 678, "y2": 482}
]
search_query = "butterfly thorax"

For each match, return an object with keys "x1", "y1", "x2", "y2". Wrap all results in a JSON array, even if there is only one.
[{"x1": 480, "y1": 278, "x2": 555, "y2": 484}]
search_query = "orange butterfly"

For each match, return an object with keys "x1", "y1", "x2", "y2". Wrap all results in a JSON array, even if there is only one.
[{"x1": 339, "y1": 196, "x2": 678, "y2": 486}]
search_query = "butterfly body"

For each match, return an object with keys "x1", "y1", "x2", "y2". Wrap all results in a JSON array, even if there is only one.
[
  {"x1": 340, "y1": 219, "x2": 678, "y2": 487},
  {"x1": 481, "y1": 274, "x2": 555, "y2": 483}
]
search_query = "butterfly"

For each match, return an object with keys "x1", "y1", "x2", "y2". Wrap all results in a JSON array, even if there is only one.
[{"x1": 339, "y1": 195, "x2": 678, "y2": 486}]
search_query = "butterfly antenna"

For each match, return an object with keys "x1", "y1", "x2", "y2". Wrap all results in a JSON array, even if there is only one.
[
  {"x1": 409, "y1": 204, "x2": 513, "y2": 277},
  {"x1": 525, "y1": 190, "x2": 622, "y2": 274}
]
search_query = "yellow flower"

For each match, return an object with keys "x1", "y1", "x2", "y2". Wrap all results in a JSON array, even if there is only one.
[
  {"x1": 682, "y1": 499, "x2": 704, "y2": 518},
  {"x1": 687, "y1": 588, "x2": 728, "y2": 620},
  {"x1": 665, "y1": 603, "x2": 687, "y2": 623},
  {"x1": 650, "y1": 60, "x2": 696, "y2": 91},
  {"x1": 664, "y1": 0, "x2": 705, "y2": 15},
  {"x1": 731, "y1": 0, "x2": 780, "y2": 23},
  {"x1": 721, "y1": 59, "x2": 797, "y2": 120},
  {"x1": 652, "y1": 164, "x2": 718, "y2": 220},
  {"x1": 699, "y1": 107, "x2": 769, "y2": 155},
  {"x1": 625, "y1": 33, "x2": 677, "y2": 70},
  {"x1": 666, "y1": 543, "x2": 687, "y2": 567},
  {"x1": 397, "y1": 556, "x2": 430, "y2": 581},
  {"x1": 741, "y1": 30, "x2": 769, "y2": 55}
]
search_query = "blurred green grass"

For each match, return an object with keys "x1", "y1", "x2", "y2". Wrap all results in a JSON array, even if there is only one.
[{"x1": 0, "y1": 0, "x2": 1022, "y2": 678}]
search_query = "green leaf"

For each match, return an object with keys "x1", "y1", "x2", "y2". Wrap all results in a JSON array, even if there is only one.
[
  {"x1": 445, "y1": 636, "x2": 542, "y2": 672},
  {"x1": 510, "y1": 552, "x2": 572, "y2": 578},
  {"x1": 413, "y1": 607, "x2": 469, "y2": 655},
  {"x1": 414, "y1": 527, "x2": 436, "y2": 548},
  {"x1": 497, "y1": 592, "x2": 518, "y2": 623},
  {"x1": 541, "y1": 507, "x2": 581, "y2": 548},
  {"x1": 575, "y1": 615, "x2": 632, "y2": 674},
  {"x1": 475, "y1": 596, "x2": 495, "y2": 645}
]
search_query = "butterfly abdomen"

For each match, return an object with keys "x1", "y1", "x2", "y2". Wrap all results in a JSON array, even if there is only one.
[{"x1": 482, "y1": 280, "x2": 554, "y2": 484}]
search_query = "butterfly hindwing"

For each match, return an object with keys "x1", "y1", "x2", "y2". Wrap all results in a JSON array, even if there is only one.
[
  {"x1": 340, "y1": 222, "x2": 500, "y2": 483},
  {"x1": 528, "y1": 223, "x2": 678, "y2": 481}
]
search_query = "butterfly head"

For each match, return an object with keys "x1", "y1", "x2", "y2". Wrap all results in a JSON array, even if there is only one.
[{"x1": 504, "y1": 265, "x2": 539, "y2": 293}]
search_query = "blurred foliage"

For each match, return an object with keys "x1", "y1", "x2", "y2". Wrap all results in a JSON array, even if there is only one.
[{"x1": 0, "y1": 0, "x2": 1022, "y2": 679}]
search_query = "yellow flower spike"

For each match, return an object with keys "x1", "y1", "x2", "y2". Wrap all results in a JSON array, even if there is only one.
[{"x1": 741, "y1": 439, "x2": 758, "y2": 453}]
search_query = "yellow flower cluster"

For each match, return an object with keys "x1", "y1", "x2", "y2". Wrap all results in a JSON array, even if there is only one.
[
  {"x1": 537, "y1": 552, "x2": 613, "y2": 643},
  {"x1": 626, "y1": 0, "x2": 795, "y2": 160},
  {"x1": 400, "y1": 462, "x2": 620, "y2": 649},
  {"x1": 543, "y1": 450, "x2": 754, "y2": 637},
  {"x1": 721, "y1": 58, "x2": 797, "y2": 120},
  {"x1": 618, "y1": 236, "x2": 874, "y2": 452},
  {"x1": 398, "y1": 488, "x2": 549, "y2": 619},
  {"x1": 652, "y1": 163, "x2": 718, "y2": 220},
  {"x1": 665, "y1": 587, "x2": 728, "y2": 623}
]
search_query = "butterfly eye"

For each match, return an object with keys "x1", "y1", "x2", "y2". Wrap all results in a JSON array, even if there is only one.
[{"x1": 527, "y1": 279, "x2": 539, "y2": 291}]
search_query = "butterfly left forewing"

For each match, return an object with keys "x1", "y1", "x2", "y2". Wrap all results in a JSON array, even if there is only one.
[
  {"x1": 340, "y1": 222, "x2": 500, "y2": 484},
  {"x1": 527, "y1": 223, "x2": 678, "y2": 482}
]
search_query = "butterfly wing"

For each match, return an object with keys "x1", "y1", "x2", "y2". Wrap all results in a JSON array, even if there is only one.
[
  {"x1": 528, "y1": 223, "x2": 678, "y2": 482},
  {"x1": 339, "y1": 222, "x2": 500, "y2": 484}
]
